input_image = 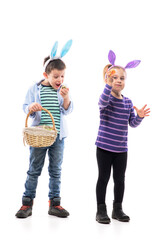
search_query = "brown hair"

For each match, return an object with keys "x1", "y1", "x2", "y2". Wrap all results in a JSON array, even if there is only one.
[{"x1": 44, "y1": 56, "x2": 66, "y2": 74}]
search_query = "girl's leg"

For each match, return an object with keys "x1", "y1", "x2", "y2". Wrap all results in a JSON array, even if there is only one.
[
  {"x1": 112, "y1": 152, "x2": 127, "y2": 203},
  {"x1": 96, "y1": 147, "x2": 113, "y2": 204},
  {"x1": 112, "y1": 152, "x2": 130, "y2": 222},
  {"x1": 23, "y1": 146, "x2": 47, "y2": 199}
]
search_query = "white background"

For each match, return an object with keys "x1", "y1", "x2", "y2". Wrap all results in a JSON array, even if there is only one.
[{"x1": 0, "y1": 0, "x2": 160, "y2": 239}]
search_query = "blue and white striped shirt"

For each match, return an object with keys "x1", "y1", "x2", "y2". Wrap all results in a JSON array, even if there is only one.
[
  {"x1": 23, "y1": 80, "x2": 73, "y2": 140},
  {"x1": 40, "y1": 85, "x2": 60, "y2": 133}
]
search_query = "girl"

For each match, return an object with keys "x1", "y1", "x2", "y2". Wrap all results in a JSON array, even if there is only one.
[{"x1": 95, "y1": 50, "x2": 150, "y2": 224}]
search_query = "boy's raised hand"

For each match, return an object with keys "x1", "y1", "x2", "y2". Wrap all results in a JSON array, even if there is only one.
[
  {"x1": 29, "y1": 102, "x2": 42, "y2": 112},
  {"x1": 60, "y1": 86, "x2": 70, "y2": 110},
  {"x1": 60, "y1": 86, "x2": 69, "y2": 99},
  {"x1": 133, "y1": 104, "x2": 150, "y2": 118}
]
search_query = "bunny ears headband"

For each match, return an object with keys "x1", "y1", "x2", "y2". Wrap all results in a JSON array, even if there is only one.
[
  {"x1": 108, "y1": 50, "x2": 141, "y2": 70},
  {"x1": 44, "y1": 39, "x2": 73, "y2": 71}
]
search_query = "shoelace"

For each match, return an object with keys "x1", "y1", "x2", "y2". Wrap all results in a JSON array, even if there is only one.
[
  {"x1": 20, "y1": 205, "x2": 31, "y2": 211},
  {"x1": 54, "y1": 206, "x2": 64, "y2": 210}
]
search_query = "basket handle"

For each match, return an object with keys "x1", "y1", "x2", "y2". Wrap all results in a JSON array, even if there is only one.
[{"x1": 25, "y1": 107, "x2": 56, "y2": 130}]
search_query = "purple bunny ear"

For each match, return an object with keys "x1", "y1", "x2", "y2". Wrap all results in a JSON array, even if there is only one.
[
  {"x1": 125, "y1": 60, "x2": 141, "y2": 69},
  {"x1": 108, "y1": 50, "x2": 116, "y2": 65}
]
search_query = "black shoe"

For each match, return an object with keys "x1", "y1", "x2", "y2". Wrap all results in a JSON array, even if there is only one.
[
  {"x1": 112, "y1": 202, "x2": 130, "y2": 222},
  {"x1": 96, "y1": 204, "x2": 111, "y2": 224},
  {"x1": 15, "y1": 197, "x2": 33, "y2": 218},
  {"x1": 48, "y1": 198, "x2": 69, "y2": 218}
]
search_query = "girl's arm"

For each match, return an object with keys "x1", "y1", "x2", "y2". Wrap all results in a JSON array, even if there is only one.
[
  {"x1": 98, "y1": 84, "x2": 112, "y2": 109},
  {"x1": 133, "y1": 104, "x2": 150, "y2": 118},
  {"x1": 129, "y1": 106, "x2": 143, "y2": 128},
  {"x1": 129, "y1": 103, "x2": 150, "y2": 127}
]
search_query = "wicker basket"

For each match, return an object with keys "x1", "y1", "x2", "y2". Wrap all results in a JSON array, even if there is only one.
[{"x1": 23, "y1": 107, "x2": 58, "y2": 147}]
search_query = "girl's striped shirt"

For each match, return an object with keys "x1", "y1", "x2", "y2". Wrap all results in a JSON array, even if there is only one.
[
  {"x1": 95, "y1": 84, "x2": 143, "y2": 153},
  {"x1": 39, "y1": 85, "x2": 60, "y2": 133}
]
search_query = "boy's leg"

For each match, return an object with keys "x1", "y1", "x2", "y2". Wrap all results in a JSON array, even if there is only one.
[
  {"x1": 16, "y1": 146, "x2": 47, "y2": 218},
  {"x1": 48, "y1": 136, "x2": 69, "y2": 217},
  {"x1": 23, "y1": 146, "x2": 47, "y2": 199},
  {"x1": 48, "y1": 136, "x2": 64, "y2": 199}
]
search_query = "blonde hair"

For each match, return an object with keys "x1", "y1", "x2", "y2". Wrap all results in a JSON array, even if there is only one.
[
  {"x1": 103, "y1": 64, "x2": 112, "y2": 80},
  {"x1": 103, "y1": 64, "x2": 126, "y2": 81}
]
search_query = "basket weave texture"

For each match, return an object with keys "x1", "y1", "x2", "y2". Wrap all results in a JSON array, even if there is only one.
[{"x1": 23, "y1": 107, "x2": 57, "y2": 147}]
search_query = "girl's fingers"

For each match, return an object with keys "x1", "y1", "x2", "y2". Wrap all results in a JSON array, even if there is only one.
[
  {"x1": 145, "y1": 112, "x2": 150, "y2": 116},
  {"x1": 133, "y1": 106, "x2": 138, "y2": 112},
  {"x1": 144, "y1": 109, "x2": 150, "y2": 113},
  {"x1": 142, "y1": 104, "x2": 147, "y2": 110}
]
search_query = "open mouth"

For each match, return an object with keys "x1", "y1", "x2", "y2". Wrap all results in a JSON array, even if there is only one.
[{"x1": 55, "y1": 83, "x2": 61, "y2": 88}]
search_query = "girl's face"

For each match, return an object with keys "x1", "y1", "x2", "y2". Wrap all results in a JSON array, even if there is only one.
[
  {"x1": 43, "y1": 69, "x2": 65, "y2": 90},
  {"x1": 111, "y1": 68, "x2": 126, "y2": 93}
]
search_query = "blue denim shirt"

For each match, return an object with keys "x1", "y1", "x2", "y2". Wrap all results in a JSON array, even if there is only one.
[{"x1": 23, "y1": 80, "x2": 73, "y2": 140}]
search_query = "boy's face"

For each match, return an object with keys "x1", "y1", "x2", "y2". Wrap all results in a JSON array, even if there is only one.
[{"x1": 43, "y1": 69, "x2": 65, "y2": 90}]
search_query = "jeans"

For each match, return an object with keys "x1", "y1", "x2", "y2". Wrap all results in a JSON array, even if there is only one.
[{"x1": 23, "y1": 135, "x2": 64, "y2": 200}]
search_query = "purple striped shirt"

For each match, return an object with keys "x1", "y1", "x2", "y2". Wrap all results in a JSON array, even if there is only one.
[{"x1": 95, "y1": 84, "x2": 143, "y2": 153}]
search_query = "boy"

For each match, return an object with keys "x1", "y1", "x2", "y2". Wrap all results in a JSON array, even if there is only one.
[{"x1": 16, "y1": 41, "x2": 73, "y2": 218}]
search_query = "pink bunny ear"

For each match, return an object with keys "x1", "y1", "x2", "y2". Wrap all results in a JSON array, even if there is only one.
[
  {"x1": 108, "y1": 50, "x2": 116, "y2": 65},
  {"x1": 125, "y1": 60, "x2": 141, "y2": 69}
]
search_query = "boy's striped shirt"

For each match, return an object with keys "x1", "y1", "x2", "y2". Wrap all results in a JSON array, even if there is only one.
[{"x1": 40, "y1": 85, "x2": 60, "y2": 133}]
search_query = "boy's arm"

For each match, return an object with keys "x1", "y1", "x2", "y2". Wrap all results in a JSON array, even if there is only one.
[
  {"x1": 61, "y1": 91, "x2": 71, "y2": 110},
  {"x1": 23, "y1": 86, "x2": 34, "y2": 115},
  {"x1": 59, "y1": 87, "x2": 73, "y2": 115},
  {"x1": 23, "y1": 85, "x2": 41, "y2": 117}
]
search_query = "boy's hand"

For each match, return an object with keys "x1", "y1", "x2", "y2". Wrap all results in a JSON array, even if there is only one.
[
  {"x1": 133, "y1": 104, "x2": 150, "y2": 118},
  {"x1": 29, "y1": 103, "x2": 42, "y2": 112},
  {"x1": 60, "y1": 87, "x2": 70, "y2": 110},
  {"x1": 60, "y1": 87, "x2": 69, "y2": 100}
]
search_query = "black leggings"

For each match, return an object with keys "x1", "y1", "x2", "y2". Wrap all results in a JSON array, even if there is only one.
[{"x1": 96, "y1": 147, "x2": 127, "y2": 205}]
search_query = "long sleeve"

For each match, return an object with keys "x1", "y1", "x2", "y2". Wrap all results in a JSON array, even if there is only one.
[
  {"x1": 58, "y1": 94, "x2": 73, "y2": 115},
  {"x1": 98, "y1": 84, "x2": 112, "y2": 109},
  {"x1": 23, "y1": 84, "x2": 37, "y2": 118},
  {"x1": 96, "y1": 91, "x2": 143, "y2": 152},
  {"x1": 129, "y1": 102, "x2": 143, "y2": 128}
]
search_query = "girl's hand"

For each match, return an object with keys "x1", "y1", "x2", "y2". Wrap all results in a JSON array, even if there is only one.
[
  {"x1": 29, "y1": 103, "x2": 42, "y2": 112},
  {"x1": 105, "y1": 69, "x2": 116, "y2": 86},
  {"x1": 133, "y1": 104, "x2": 150, "y2": 118}
]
